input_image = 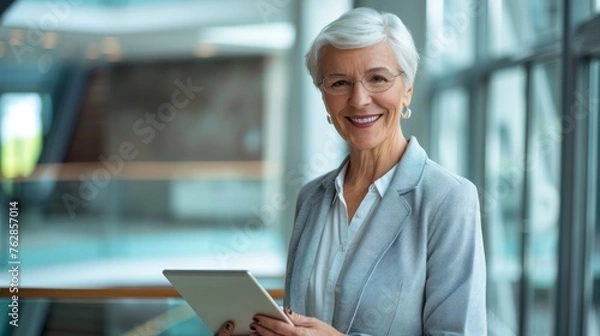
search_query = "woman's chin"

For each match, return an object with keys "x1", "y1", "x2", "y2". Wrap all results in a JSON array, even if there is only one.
[{"x1": 347, "y1": 140, "x2": 383, "y2": 152}]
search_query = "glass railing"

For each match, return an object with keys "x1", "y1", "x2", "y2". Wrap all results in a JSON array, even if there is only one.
[{"x1": 0, "y1": 286, "x2": 285, "y2": 335}]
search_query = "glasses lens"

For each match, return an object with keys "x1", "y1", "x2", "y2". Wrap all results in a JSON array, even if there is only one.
[
  {"x1": 363, "y1": 69, "x2": 397, "y2": 92},
  {"x1": 323, "y1": 76, "x2": 352, "y2": 94},
  {"x1": 322, "y1": 70, "x2": 399, "y2": 94}
]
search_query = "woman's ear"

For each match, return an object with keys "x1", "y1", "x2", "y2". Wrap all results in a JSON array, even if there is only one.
[{"x1": 403, "y1": 86, "x2": 414, "y2": 106}]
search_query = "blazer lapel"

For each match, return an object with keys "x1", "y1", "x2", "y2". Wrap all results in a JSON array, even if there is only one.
[
  {"x1": 332, "y1": 136, "x2": 427, "y2": 332},
  {"x1": 289, "y1": 176, "x2": 337, "y2": 313},
  {"x1": 332, "y1": 189, "x2": 411, "y2": 332}
]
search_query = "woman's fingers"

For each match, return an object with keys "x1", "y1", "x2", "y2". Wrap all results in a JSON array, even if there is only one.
[
  {"x1": 250, "y1": 310, "x2": 344, "y2": 336},
  {"x1": 251, "y1": 315, "x2": 297, "y2": 336},
  {"x1": 215, "y1": 320, "x2": 235, "y2": 336},
  {"x1": 249, "y1": 322, "x2": 284, "y2": 336},
  {"x1": 284, "y1": 307, "x2": 313, "y2": 327}
]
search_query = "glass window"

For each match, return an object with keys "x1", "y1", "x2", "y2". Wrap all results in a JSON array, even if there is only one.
[
  {"x1": 526, "y1": 61, "x2": 561, "y2": 336},
  {"x1": 9, "y1": 57, "x2": 293, "y2": 288},
  {"x1": 488, "y1": 0, "x2": 560, "y2": 57},
  {"x1": 426, "y1": 0, "x2": 477, "y2": 73},
  {"x1": 431, "y1": 87, "x2": 469, "y2": 176},
  {"x1": 573, "y1": 0, "x2": 598, "y2": 22},
  {"x1": 1, "y1": 93, "x2": 44, "y2": 180},
  {"x1": 485, "y1": 67, "x2": 527, "y2": 335}
]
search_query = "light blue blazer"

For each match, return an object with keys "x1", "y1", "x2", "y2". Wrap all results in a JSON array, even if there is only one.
[{"x1": 283, "y1": 137, "x2": 487, "y2": 336}]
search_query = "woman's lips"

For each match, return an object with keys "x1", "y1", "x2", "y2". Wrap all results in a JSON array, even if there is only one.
[{"x1": 347, "y1": 114, "x2": 382, "y2": 128}]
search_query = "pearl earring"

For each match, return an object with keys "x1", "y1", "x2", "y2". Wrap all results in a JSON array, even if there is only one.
[{"x1": 401, "y1": 106, "x2": 412, "y2": 119}]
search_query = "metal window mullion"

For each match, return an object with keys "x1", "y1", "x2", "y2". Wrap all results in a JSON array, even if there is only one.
[
  {"x1": 555, "y1": 0, "x2": 581, "y2": 334},
  {"x1": 470, "y1": 74, "x2": 489, "y2": 336},
  {"x1": 467, "y1": 75, "x2": 487, "y2": 189},
  {"x1": 583, "y1": 59, "x2": 600, "y2": 336},
  {"x1": 475, "y1": 0, "x2": 489, "y2": 63},
  {"x1": 574, "y1": 60, "x2": 591, "y2": 336},
  {"x1": 556, "y1": 43, "x2": 593, "y2": 336},
  {"x1": 428, "y1": 87, "x2": 440, "y2": 166},
  {"x1": 518, "y1": 61, "x2": 534, "y2": 336}
]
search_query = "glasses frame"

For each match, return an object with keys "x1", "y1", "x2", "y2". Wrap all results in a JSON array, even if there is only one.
[{"x1": 318, "y1": 70, "x2": 404, "y2": 95}]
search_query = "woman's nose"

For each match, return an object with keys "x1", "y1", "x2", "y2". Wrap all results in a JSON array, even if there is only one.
[{"x1": 348, "y1": 82, "x2": 372, "y2": 108}]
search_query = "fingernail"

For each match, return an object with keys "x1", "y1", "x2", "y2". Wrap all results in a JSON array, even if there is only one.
[
  {"x1": 226, "y1": 322, "x2": 232, "y2": 330},
  {"x1": 286, "y1": 306, "x2": 292, "y2": 315},
  {"x1": 253, "y1": 317, "x2": 259, "y2": 323}
]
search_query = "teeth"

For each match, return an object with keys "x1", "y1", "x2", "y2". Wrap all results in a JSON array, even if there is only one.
[{"x1": 350, "y1": 115, "x2": 380, "y2": 124}]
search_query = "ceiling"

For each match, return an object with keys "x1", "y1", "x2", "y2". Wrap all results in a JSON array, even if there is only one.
[{"x1": 0, "y1": 0, "x2": 295, "y2": 67}]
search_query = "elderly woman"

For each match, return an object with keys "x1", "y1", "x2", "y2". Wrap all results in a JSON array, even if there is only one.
[{"x1": 218, "y1": 7, "x2": 486, "y2": 336}]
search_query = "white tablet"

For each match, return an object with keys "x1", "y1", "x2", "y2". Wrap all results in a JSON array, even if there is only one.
[{"x1": 163, "y1": 270, "x2": 293, "y2": 334}]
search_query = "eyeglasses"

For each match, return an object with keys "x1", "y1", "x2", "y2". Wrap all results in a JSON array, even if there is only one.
[{"x1": 319, "y1": 69, "x2": 403, "y2": 95}]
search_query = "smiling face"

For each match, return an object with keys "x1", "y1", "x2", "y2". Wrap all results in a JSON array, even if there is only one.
[{"x1": 320, "y1": 41, "x2": 413, "y2": 152}]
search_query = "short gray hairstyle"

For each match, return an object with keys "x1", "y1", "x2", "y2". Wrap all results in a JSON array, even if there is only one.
[{"x1": 305, "y1": 7, "x2": 419, "y2": 90}]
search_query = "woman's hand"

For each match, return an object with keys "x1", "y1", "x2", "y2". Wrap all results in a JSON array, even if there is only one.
[{"x1": 249, "y1": 307, "x2": 345, "y2": 336}]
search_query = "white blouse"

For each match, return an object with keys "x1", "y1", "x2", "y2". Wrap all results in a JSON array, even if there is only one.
[{"x1": 305, "y1": 162, "x2": 398, "y2": 323}]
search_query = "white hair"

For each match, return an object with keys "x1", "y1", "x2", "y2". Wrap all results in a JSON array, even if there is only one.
[{"x1": 305, "y1": 7, "x2": 419, "y2": 90}]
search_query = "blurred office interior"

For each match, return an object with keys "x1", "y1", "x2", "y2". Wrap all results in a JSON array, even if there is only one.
[{"x1": 0, "y1": 0, "x2": 599, "y2": 335}]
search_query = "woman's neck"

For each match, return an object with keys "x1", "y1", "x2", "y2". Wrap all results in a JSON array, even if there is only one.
[{"x1": 345, "y1": 134, "x2": 408, "y2": 187}]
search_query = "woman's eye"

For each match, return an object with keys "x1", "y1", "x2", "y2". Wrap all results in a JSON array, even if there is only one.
[
  {"x1": 331, "y1": 80, "x2": 351, "y2": 88},
  {"x1": 369, "y1": 75, "x2": 388, "y2": 83}
]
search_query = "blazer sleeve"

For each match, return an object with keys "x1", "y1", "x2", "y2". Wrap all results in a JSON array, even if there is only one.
[{"x1": 423, "y1": 180, "x2": 487, "y2": 335}]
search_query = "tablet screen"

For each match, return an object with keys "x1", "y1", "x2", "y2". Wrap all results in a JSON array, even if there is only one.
[{"x1": 163, "y1": 269, "x2": 293, "y2": 334}]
